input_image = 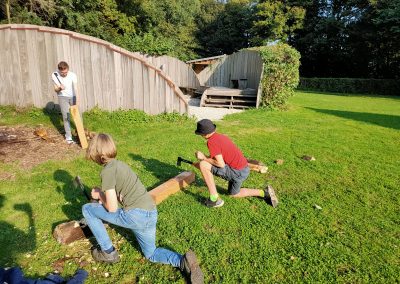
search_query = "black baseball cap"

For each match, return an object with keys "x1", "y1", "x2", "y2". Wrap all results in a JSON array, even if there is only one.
[{"x1": 195, "y1": 119, "x2": 216, "y2": 135}]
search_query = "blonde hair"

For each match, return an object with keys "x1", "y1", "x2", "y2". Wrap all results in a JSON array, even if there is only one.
[{"x1": 86, "y1": 133, "x2": 117, "y2": 165}]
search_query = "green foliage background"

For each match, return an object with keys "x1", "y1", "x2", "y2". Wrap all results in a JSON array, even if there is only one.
[{"x1": 256, "y1": 44, "x2": 301, "y2": 109}]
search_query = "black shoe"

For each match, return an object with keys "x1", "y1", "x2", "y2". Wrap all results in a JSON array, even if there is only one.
[
  {"x1": 264, "y1": 185, "x2": 279, "y2": 208},
  {"x1": 180, "y1": 250, "x2": 204, "y2": 284},
  {"x1": 91, "y1": 248, "x2": 120, "y2": 263},
  {"x1": 204, "y1": 198, "x2": 224, "y2": 208}
]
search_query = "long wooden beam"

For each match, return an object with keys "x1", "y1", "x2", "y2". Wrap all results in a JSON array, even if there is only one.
[{"x1": 148, "y1": 171, "x2": 195, "y2": 204}]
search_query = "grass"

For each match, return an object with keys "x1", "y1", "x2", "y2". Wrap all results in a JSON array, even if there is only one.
[{"x1": 0, "y1": 91, "x2": 399, "y2": 283}]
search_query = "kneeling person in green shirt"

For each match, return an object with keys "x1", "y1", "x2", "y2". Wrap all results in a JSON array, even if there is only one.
[{"x1": 82, "y1": 133, "x2": 203, "y2": 284}]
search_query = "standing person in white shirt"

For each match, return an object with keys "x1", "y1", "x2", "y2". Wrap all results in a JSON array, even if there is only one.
[{"x1": 51, "y1": 61, "x2": 79, "y2": 144}]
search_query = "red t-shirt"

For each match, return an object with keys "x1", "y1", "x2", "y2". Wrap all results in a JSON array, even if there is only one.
[{"x1": 207, "y1": 133, "x2": 248, "y2": 170}]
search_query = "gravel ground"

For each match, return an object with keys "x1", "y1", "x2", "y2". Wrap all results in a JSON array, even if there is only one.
[{"x1": 187, "y1": 97, "x2": 243, "y2": 121}]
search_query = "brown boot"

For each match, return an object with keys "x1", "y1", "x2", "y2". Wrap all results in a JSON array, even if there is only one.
[{"x1": 180, "y1": 250, "x2": 204, "y2": 284}]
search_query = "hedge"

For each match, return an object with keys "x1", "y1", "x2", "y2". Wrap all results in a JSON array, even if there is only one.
[
  {"x1": 252, "y1": 44, "x2": 301, "y2": 109},
  {"x1": 298, "y1": 78, "x2": 400, "y2": 96}
]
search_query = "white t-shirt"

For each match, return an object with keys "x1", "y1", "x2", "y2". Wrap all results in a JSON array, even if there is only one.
[{"x1": 51, "y1": 71, "x2": 77, "y2": 97}]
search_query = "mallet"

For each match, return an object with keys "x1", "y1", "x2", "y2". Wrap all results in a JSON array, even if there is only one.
[
  {"x1": 177, "y1": 157, "x2": 194, "y2": 166},
  {"x1": 54, "y1": 72, "x2": 62, "y2": 84}
]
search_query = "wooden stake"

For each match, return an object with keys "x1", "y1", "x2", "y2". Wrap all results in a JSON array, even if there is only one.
[
  {"x1": 70, "y1": 105, "x2": 88, "y2": 149},
  {"x1": 247, "y1": 158, "x2": 268, "y2": 174},
  {"x1": 148, "y1": 171, "x2": 195, "y2": 204}
]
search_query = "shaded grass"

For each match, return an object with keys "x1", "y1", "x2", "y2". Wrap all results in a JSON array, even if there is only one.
[{"x1": 0, "y1": 91, "x2": 399, "y2": 283}]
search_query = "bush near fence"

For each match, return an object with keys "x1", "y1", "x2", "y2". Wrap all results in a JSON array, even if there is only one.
[
  {"x1": 252, "y1": 44, "x2": 301, "y2": 109},
  {"x1": 298, "y1": 78, "x2": 400, "y2": 96}
]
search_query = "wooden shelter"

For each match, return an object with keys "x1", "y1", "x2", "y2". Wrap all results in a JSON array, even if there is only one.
[{"x1": 194, "y1": 50, "x2": 264, "y2": 109}]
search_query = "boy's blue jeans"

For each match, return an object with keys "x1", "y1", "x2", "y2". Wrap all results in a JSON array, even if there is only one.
[{"x1": 82, "y1": 203, "x2": 182, "y2": 267}]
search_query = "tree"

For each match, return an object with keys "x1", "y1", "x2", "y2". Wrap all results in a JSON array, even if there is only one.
[
  {"x1": 196, "y1": 0, "x2": 253, "y2": 56},
  {"x1": 251, "y1": 0, "x2": 306, "y2": 44}
]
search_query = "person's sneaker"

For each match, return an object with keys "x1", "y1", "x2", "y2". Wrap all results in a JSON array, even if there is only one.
[
  {"x1": 66, "y1": 138, "x2": 76, "y2": 145},
  {"x1": 180, "y1": 250, "x2": 204, "y2": 284},
  {"x1": 264, "y1": 185, "x2": 279, "y2": 208},
  {"x1": 204, "y1": 198, "x2": 224, "y2": 208},
  {"x1": 91, "y1": 248, "x2": 120, "y2": 263}
]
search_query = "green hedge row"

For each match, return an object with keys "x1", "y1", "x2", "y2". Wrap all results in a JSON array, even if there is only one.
[
  {"x1": 298, "y1": 78, "x2": 400, "y2": 96},
  {"x1": 252, "y1": 44, "x2": 301, "y2": 109}
]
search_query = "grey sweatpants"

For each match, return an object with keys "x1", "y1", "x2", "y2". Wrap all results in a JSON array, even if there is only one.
[{"x1": 58, "y1": 96, "x2": 74, "y2": 140}]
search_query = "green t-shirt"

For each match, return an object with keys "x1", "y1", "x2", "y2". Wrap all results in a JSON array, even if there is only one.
[{"x1": 101, "y1": 159, "x2": 155, "y2": 211}]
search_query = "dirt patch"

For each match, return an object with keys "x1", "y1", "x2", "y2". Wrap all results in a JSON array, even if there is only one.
[{"x1": 0, "y1": 125, "x2": 83, "y2": 175}]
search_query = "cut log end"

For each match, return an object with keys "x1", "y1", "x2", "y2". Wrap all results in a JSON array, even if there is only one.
[{"x1": 246, "y1": 158, "x2": 268, "y2": 174}]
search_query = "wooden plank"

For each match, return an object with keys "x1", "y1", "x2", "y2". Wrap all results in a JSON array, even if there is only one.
[
  {"x1": 25, "y1": 29, "x2": 42, "y2": 107},
  {"x1": 70, "y1": 105, "x2": 88, "y2": 149},
  {"x1": 148, "y1": 171, "x2": 195, "y2": 205},
  {"x1": 148, "y1": 67, "x2": 156, "y2": 114},
  {"x1": 143, "y1": 66, "x2": 150, "y2": 113},
  {"x1": 17, "y1": 30, "x2": 32, "y2": 107},
  {"x1": 247, "y1": 158, "x2": 268, "y2": 173}
]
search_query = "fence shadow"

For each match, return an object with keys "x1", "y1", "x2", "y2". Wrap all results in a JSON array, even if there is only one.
[
  {"x1": 306, "y1": 107, "x2": 400, "y2": 130},
  {"x1": 0, "y1": 195, "x2": 36, "y2": 266}
]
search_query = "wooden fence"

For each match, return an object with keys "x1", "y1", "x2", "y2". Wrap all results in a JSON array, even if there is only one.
[
  {"x1": 134, "y1": 53, "x2": 200, "y2": 91},
  {"x1": 0, "y1": 24, "x2": 188, "y2": 114}
]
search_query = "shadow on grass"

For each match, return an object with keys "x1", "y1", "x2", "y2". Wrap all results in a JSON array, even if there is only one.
[
  {"x1": 43, "y1": 101, "x2": 77, "y2": 137},
  {"x1": 306, "y1": 107, "x2": 400, "y2": 130},
  {"x1": 52, "y1": 169, "x2": 89, "y2": 230},
  {"x1": 297, "y1": 89, "x2": 400, "y2": 100},
  {"x1": 128, "y1": 153, "x2": 216, "y2": 204},
  {"x1": 128, "y1": 153, "x2": 191, "y2": 189},
  {"x1": 0, "y1": 195, "x2": 36, "y2": 266},
  {"x1": 43, "y1": 102, "x2": 64, "y2": 135}
]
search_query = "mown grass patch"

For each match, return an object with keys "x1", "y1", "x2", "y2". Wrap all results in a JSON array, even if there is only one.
[{"x1": 0, "y1": 91, "x2": 399, "y2": 283}]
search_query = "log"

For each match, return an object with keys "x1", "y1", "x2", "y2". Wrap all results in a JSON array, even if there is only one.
[
  {"x1": 247, "y1": 158, "x2": 268, "y2": 174},
  {"x1": 53, "y1": 221, "x2": 86, "y2": 245},
  {"x1": 70, "y1": 105, "x2": 88, "y2": 149},
  {"x1": 148, "y1": 171, "x2": 195, "y2": 204}
]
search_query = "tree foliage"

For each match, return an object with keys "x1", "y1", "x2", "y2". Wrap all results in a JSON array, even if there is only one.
[{"x1": 0, "y1": 0, "x2": 399, "y2": 78}]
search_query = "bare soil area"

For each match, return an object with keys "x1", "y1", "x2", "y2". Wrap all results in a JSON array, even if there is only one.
[{"x1": 0, "y1": 125, "x2": 82, "y2": 178}]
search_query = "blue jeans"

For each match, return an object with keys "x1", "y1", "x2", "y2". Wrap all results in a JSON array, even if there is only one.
[{"x1": 82, "y1": 203, "x2": 182, "y2": 267}]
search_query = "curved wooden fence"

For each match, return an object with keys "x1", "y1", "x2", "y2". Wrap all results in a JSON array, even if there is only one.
[
  {"x1": 134, "y1": 53, "x2": 200, "y2": 91},
  {"x1": 0, "y1": 24, "x2": 188, "y2": 114}
]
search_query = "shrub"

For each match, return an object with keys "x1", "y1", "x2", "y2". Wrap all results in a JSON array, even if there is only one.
[
  {"x1": 253, "y1": 44, "x2": 301, "y2": 109},
  {"x1": 298, "y1": 78, "x2": 400, "y2": 96}
]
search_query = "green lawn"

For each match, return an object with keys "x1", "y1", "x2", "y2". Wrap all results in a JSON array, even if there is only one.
[{"x1": 0, "y1": 91, "x2": 399, "y2": 283}]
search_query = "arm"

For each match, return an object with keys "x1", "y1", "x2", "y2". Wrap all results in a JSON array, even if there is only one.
[
  {"x1": 91, "y1": 188, "x2": 119, "y2": 212},
  {"x1": 195, "y1": 151, "x2": 225, "y2": 168},
  {"x1": 52, "y1": 73, "x2": 65, "y2": 92}
]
